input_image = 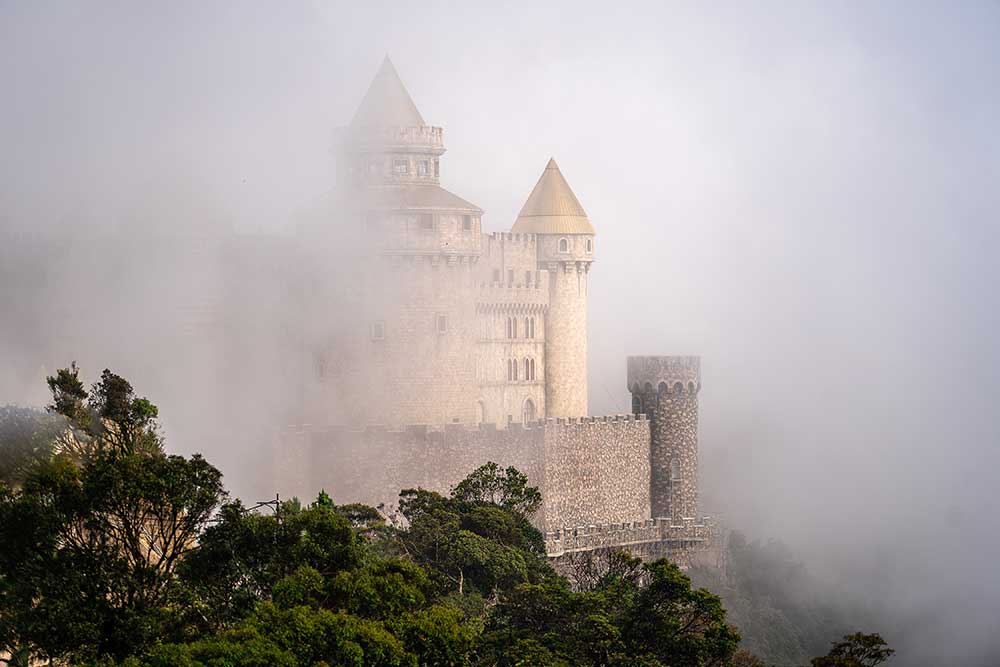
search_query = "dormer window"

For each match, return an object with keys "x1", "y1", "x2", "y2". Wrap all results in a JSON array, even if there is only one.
[
  {"x1": 393, "y1": 159, "x2": 409, "y2": 175},
  {"x1": 558, "y1": 238, "x2": 569, "y2": 253}
]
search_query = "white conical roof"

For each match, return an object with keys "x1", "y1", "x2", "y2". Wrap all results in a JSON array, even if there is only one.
[
  {"x1": 511, "y1": 158, "x2": 594, "y2": 235},
  {"x1": 351, "y1": 56, "x2": 426, "y2": 128}
]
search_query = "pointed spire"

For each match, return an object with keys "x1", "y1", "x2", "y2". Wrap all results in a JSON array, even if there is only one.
[
  {"x1": 511, "y1": 158, "x2": 595, "y2": 235},
  {"x1": 351, "y1": 55, "x2": 426, "y2": 128}
]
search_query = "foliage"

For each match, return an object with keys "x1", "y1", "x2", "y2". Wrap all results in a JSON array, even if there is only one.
[
  {"x1": 46, "y1": 362, "x2": 162, "y2": 460},
  {"x1": 0, "y1": 404, "x2": 65, "y2": 487},
  {"x1": 811, "y1": 632, "x2": 895, "y2": 667},
  {"x1": 2, "y1": 368, "x2": 802, "y2": 667}
]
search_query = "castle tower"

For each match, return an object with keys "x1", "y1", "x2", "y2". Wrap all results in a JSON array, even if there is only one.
[
  {"x1": 512, "y1": 159, "x2": 594, "y2": 418},
  {"x1": 310, "y1": 56, "x2": 484, "y2": 426},
  {"x1": 627, "y1": 356, "x2": 701, "y2": 520}
]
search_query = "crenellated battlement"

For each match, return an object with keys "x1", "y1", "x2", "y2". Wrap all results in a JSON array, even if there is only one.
[
  {"x1": 337, "y1": 124, "x2": 445, "y2": 152},
  {"x1": 628, "y1": 355, "x2": 701, "y2": 394},
  {"x1": 484, "y1": 231, "x2": 539, "y2": 246},
  {"x1": 544, "y1": 515, "x2": 720, "y2": 559}
]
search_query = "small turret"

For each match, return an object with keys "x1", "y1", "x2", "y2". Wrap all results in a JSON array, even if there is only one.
[{"x1": 515, "y1": 159, "x2": 594, "y2": 418}]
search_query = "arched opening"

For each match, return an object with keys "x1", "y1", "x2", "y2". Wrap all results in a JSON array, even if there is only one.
[
  {"x1": 687, "y1": 381, "x2": 696, "y2": 393},
  {"x1": 673, "y1": 382, "x2": 684, "y2": 394},
  {"x1": 558, "y1": 237, "x2": 569, "y2": 253},
  {"x1": 522, "y1": 398, "x2": 536, "y2": 424}
]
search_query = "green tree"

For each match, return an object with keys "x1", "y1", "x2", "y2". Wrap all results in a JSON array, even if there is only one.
[
  {"x1": 811, "y1": 632, "x2": 894, "y2": 667},
  {"x1": 0, "y1": 405, "x2": 65, "y2": 487},
  {"x1": 0, "y1": 368, "x2": 226, "y2": 664},
  {"x1": 46, "y1": 363, "x2": 162, "y2": 460}
]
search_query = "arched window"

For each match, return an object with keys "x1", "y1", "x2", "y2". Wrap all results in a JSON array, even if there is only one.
[
  {"x1": 558, "y1": 238, "x2": 569, "y2": 253},
  {"x1": 477, "y1": 401, "x2": 486, "y2": 424},
  {"x1": 524, "y1": 358, "x2": 530, "y2": 380},
  {"x1": 670, "y1": 458, "x2": 681, "y2": 481},
  {"x1": 507, "y1": 359, "x2": 513, "y2": 381},
  {"x1": 512, "y1": 318, "x2": 517, "y2": 338},
  {"x1": 531, "y1": 358, "x2": 536, "y2": 380},
  {"x1": 512, "y1": 359, "x2": 518, "y2": 381},
  {"x1": 522, "y1": 398, "x2": 536, "y2": 424}
]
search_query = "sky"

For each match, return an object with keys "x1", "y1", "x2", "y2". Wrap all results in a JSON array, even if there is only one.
[{"x1": 2, "y1": 1, "x2": 1000, "y2": 664}]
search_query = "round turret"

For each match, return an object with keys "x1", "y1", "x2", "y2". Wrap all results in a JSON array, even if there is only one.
[
  {"x1": 516, "y1": 158, "x2": 594, "y2": 418},
  {"x1": 627, "y1": 356, "x2": 701, "y2": 520}
]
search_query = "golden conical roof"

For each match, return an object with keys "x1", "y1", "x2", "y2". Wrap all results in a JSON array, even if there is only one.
[
  {"x1": 351, "y1": 56, "x2": 426, "y2": 128},
  {"x1": 511, "y1": 158, "x2": 595, "y2": 235}
]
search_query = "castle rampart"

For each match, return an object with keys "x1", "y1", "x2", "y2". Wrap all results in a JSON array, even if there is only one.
[{"x1": 276, "y1": 414, "x2": 651, "y2": 530}]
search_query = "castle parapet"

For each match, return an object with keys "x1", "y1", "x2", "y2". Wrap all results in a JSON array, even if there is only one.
[
  {"x1": 337, "y1": 124, "x2": 445, "y2": 152},
  {"x1": 627, "y1": 355, "x2": 701, "y2": 393}
]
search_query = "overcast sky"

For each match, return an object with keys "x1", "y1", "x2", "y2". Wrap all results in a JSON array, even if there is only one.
[{"x1": 3, "y1": 2, "x2": 1000, "y2": 664}]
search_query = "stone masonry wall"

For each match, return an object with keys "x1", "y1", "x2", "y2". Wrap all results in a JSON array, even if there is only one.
[{"x1": 275, "y1": 415, "x2": 651, "y2": 531}]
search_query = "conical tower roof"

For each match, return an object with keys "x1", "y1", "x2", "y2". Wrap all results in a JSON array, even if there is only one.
[
  {"x1": 351, "y1": 56, "x2": 426, "y2": 128},
  {"x1": 511, "y1": 158, "x2": 595, "y2": 235}
]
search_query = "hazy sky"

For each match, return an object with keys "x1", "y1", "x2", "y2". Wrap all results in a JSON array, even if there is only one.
[{"x1": 3, "y1": 2, "x2": 1000, "y2": 664}]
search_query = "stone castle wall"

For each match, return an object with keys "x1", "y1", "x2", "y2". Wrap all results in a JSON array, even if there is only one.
[{"x1": 275, "y1": 415, "x2": 651, "y2": 530}]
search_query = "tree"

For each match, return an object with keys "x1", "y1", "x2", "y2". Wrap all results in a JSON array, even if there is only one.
[
  {"x1": 811, "y1": 633, "x2": 894, "y2": 667},
  {"x1": 46, "y1": 363, "x2": 162, "y2": 460},
  {"x1": 0, "y1": 368, "x2": 225, "y2": 664},
  {"x1": 450, "y1": 462, "x2": 542, "y2": 518},
  {"x1": 0, "y1": 405, "x2": 65, "y2": 487}
]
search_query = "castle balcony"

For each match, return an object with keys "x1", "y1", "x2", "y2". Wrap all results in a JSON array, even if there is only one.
[{"x1": 338, "y1": 125, "x2": 445, "y2": 153}]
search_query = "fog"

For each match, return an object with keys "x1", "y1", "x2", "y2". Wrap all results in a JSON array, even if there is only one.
[{"x1": 2, "y1": 2, "x2": 999, "y2": 664}]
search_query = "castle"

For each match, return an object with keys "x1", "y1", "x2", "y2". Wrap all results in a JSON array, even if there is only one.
[{"x1": 278, "y1": 57, "x2": 720, "y2": 569}]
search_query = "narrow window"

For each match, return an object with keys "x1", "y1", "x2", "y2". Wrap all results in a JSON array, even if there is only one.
[
  {"x1": 586, "y1": 238, "x2": 593, "y2": 253},
  {"x1": 433, "y1": 159, "x2": 440, "y2": 177},
  {"x1": 512, "y1": 359, "x2": 518, "y2": 381},
  {"x1": 418, "y1": 160, "x2": 429, "y2": 176},
  {"x1": 419, "y1": 214, "x2": 433, "y2": 230},
  {"x1": 507, "y1": 269, "x2": 514, "y2": 285},
  {"x1": 370, "y1": 321, "x2": 385, "y2": 341},
  {"x1": 462, "y1": 215, "x2": 472, "y2": 231},
  {"x1": 492, "y1": 268, "x2": 501, "y2": 284},
  {"x1": 670, "y1": 458, "x2": 681, "y2": 481},
  {"x1": 507, "y1": 359, "x2": 513, "y2": 381},
  {"x1": 512, "y1": 318, "x2": 517, "y2": 338},
  {"x1": 524, "y1": 358, "x2": 530, "y2": 380},
  {"x1": 524, "y1": 317, "x2": 531, "y2": 339},
  {"x1": 525, "y1": 270, "x2": 532, "y2": 286},
  {"x1": 436, "y1": 313, "x2": 448, "y2": 334},
  {"x1": 558, "y1": 238, "x2": 569, "y2": 253},
  {"x1": 530, "y1": 358, "x2": 536, "y2": 380},
  {"x1": 393, "y1": 159, "x2": 409, "y2": 175}
]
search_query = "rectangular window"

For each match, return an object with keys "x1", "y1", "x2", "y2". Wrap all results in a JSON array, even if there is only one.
[
  {"x1": 492, "y1": 268, "x2": 501, "y2": 283},
  {"x1": 433, "y1": 159, "x2": 440, "y2": 177},
  {"x1": 462, "y1": 215, "x2": 472, "y2": 231},
  {"x1": 370, "y1": 321, "x2": 385, "y2": 341},
  {"x1": 436, "y1": 313, "x2": 448, "y2": 334},
  {"x1": 419, "y1": 214, "x2": 433, "y2": 230},
  {"x1": 418, "y1": 160, "x2": 429, "y2": 176},
  {"x1": 393, "y1": 159, "x2": 409, "y2": 175}
]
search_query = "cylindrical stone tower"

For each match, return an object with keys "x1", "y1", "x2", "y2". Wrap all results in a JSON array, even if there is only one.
[
  {"x1": 628, "y1": 356, "x2": 701, "y2": 520},
  {"x1": 511, "y1": 158, "x2": 595, "y2": 418}
]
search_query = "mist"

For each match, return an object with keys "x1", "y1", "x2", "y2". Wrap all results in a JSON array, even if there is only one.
[{"x1": 2, "y1": 2, "x2": 1000, "y2": 664}]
